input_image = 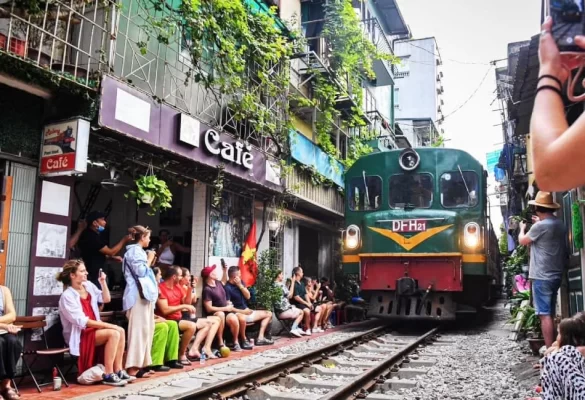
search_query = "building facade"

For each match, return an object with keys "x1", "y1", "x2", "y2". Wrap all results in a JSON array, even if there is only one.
[
  {"x1": 0, "y1": 0, "x2": 411, "y2": 323},
  {"x1": 394, "y1": 37, "x2": 444, "y2": 147}
]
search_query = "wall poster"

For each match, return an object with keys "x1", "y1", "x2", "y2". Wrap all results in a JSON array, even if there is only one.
[{"x1": 208, "y1": 191, "x2": 252, "y2": 269}]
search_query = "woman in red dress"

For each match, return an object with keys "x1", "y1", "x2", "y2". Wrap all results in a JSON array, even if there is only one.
[{"x1": 58, "y1": 260, "x2": 129, "y2": 386}]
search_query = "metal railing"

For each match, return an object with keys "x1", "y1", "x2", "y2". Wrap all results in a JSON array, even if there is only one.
[
  {"x1": 0, "y1": 0, "x2": 117, "y2": 89},
  {"x1": 107, "y1": 0, "x2": 288, "y2": 154},
  {"x1": 286, "y1": 166, "x2": 344, "y2": 216}
]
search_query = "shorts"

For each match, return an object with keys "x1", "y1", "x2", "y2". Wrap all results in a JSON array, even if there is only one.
[
  {"x1": 532, "y1": 279, "x2": 562, "y2": 316},
  {"x1": 245, "y1": 311, "x2": 256, "y2": 323},
  {"x1": 180, "y1": 311, "x2": 198, "y2": 323},
  {"x1": 278, "y1": 306, "x2": 302, "y2": 320}
]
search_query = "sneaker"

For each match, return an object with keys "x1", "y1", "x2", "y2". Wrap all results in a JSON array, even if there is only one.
[
  {"x1": 326, "y1": 323, "x2": 334, "y2": 329},
  {"x1": 305, "y1": 330, "x2": 312, "y2": 336},
  {"x1": 103, "y1": 373, "x2": 126, "y2": 386},
  {"x1": 241, "y1": 340, "x2": 254, "y2": 350},
  {"x1": 232, "y1": 343, "x2": 243, "y2": 352},
  {"x1": 117, "y1": 370, "x2": 136, "y2": 382},
  {"x1": 313, "y1": 327, "x2": 324, "y2": 333},
  {"x1": 290, "y1": 329, "x2": 302, "y2": 338},
  {"x1": 256, "y1": 338, "x2": 274, "y2": 346}
]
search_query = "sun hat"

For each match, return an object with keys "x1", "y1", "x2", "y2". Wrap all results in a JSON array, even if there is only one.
[{"x1": 528, "y1": 191, "x2": 560, "y2": 209}]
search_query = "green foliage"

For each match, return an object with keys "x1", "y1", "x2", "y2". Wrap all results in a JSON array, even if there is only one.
[
  {"x1": 431, "y1": 134, "x2": 445, "y2": 148},
  {"x1": 211, "y1": 165, "x2": 225, "y2": 209},
  {"x1": 498, "y1": 223, "x2": 508, "y2": 255},
  {"x1": 252, "y1": 249, "x2": 283, "y2": 310},
  {"x1": 334, "y1": 273, "x2": 358, "y2": 303},
  {"x1": 125, "y1": 175, "x2": 173, "y2": 216},
  {"x1": 311, "y1": 0, "x2": 398, "y2": 168},
  {"x1": 509, "y1": 301, "x2": 542, "y2": 338},
  {"x1": 573, "y1": 202, "x2": 583, "y2": 249},
  {"x1": 137, "y1": 0, "x2": 300, "y2": 156},
  {"x1": 503, "y1": 245, "x2": 528, "y2": 298}
]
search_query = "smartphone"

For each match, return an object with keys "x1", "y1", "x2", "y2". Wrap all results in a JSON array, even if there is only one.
[{"x1": 546, "y1": 0, "x2": 585, "y2": 52}]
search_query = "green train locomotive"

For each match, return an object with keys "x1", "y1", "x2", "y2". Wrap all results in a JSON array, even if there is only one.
[{"x1": 342, "y1": 148, "x2": 500, "y2": 320}]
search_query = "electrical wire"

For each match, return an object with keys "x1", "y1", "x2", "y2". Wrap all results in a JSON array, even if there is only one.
[
  {"x1": 401, "y1": 41, "x2": 494, "y2": 66},
  {"x1": 396, "y1": 65, "x2": 494, "y2": 127}
]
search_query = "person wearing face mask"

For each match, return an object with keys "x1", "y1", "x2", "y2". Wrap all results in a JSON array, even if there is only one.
[{"x1": 77, "y1": 211, "x2": 133, "y2": 287}]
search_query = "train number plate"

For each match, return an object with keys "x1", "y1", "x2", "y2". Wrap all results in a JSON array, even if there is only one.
[{"x1": 391, "y1": 219, "x2": 427, "y2": 233}]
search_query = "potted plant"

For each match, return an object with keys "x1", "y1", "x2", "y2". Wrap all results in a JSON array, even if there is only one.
[
  {"x1": 510, "y1": 302, "x2": 543, "y2": 355},
  {"x1": 250, "y1": 249, "x2": 282, "y2": 311},
  {"x1": 125, "y1": 173, "x2": 173, "y2": 216}
]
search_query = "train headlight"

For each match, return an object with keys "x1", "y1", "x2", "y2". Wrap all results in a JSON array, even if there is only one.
[
  {"x1": 345, "y1": 225, "x2": 360, "y2": 250},
  {"x1": 463, "y1": 222, "x2": 480, "y2": 248},
  {"x1": 399, "y1": 149, "x2": 420, "y2": 171}
]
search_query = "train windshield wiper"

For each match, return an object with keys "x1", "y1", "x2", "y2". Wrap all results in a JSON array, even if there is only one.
[{"x1": 457, "y1": 165, "x2": 472, "y2": 203}]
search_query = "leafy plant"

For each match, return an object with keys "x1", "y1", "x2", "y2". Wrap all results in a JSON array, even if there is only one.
[
  {"x1": 498, "y1": 223, "x2": 509, "y2": 255},
  {"x1": 251, "y1": 249, "x2": 283, "y2": 310},
  {"x1": 126, "y1": 175, "x2": 173, "y2": 216},
  {"x1": 334, "y1": 273, "x2": 359, "y2": 303},
  {"x1": 503, "y1": 245, "x2": 528, "y2": 298},
  {"x1": 509, "y1": 302, "x2": 542, "y2": 339}
]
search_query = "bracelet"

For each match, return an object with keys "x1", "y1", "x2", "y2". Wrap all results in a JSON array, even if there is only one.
[
  {"x1": 535, "y1": 85, "x2": 563, "y2": 98},
  {"x1": 538, "y1": 74, "x2": 563, "y2": 88}
]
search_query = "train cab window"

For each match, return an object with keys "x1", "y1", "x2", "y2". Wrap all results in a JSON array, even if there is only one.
[
  {"x1": 349, "y1": 175, "x2": 382, "y2": 211},
  {"x1": 440, "y1": 171, "x2": 479, "y2": 208},
  {"x1": 389, "y1": 174, "x2": 433, "y2": 209}
]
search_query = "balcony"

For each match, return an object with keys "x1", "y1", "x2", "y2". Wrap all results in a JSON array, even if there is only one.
[
  {"x1": 361, "y1": 16, "x2": 394, "y2": 87},
  {"x1": 287, "y1": 129, "x2": 344, "y2": 215},
  {"x1": 0, "y1": 0, "x2": 116, "y2": 89}
]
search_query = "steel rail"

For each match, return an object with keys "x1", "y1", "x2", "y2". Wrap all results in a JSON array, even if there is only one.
[
  {"x1": 177, "y1": 324, "x2": 387, "y2": 399},
  {"x1": 320, "y1": 327, "x2": 440, "y2": 400}
]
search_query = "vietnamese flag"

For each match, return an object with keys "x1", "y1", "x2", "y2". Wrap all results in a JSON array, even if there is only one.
[{"x1": 239, "y1": 222, "x2": 258, "y2": 286}]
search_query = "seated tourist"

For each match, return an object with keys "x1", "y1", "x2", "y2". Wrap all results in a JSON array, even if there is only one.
[
  {"x1": 156, "y1": 266, "x2": 218, "y2": 363},
  {"x1": 540, "y1": 315, "x2": 585, "y2": 399},
  {"x1": 57, "y1": 260, "x2": 128, "y2": 386},
  {"x1": 0, "y1": 285, "x2": 22, "y2": 400},
  {"x1": 303, "y1": 276, "x2": 324, "y2": 334},
  {"x1": 318, "y1": 277, "x2": 337, "y2": 329},
  {"x1": 180, "y1": 267, "x2": 198, "y2": 306},
  {"x1": 149, "y1": 267, "x2": 182, "y2": 372},
  {"x1": 274, "y1": 271, "x2": 306, "y2": 337},
  {"x1": 290, "y1": 267, "x2": 322, "y2": 335},
  {"x1": 224, "y1": 266, "x2": 273, "y2": 346},
  {"x1": 202, "y1": 264, "x2": 251, "y2": 351}
]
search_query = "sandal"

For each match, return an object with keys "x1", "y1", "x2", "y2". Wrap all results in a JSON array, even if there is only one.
[
  {"x1": 134, "y1": 369, "x2": 154, "y2": 379},
  {"x1": 1, "y1": 388, "x2": 19, "y2": 400},
  {"x1": 179, "y1": 358, "x2": 192, "y2": 366}
]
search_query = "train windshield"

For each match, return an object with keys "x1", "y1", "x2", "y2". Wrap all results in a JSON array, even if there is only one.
[
  {"x1": 389, "y1": 173, "x2": 433, "y2": 209},
  {"x1": 349, "y1": 175, "x2": 382, "y2": 211},
  {"x1": 440, "y1": 171, "x2": 479, "y2": 208}
]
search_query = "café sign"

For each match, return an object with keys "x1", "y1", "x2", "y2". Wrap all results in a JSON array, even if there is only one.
[
  {"x1": 179, "y1": 114, "x2": 253, "y2": 170},
  {"x1": 40, "y1": 118, "x2": 90, "y2": 177}
]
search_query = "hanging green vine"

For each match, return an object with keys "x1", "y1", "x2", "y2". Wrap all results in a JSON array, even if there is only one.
[
  {"x1": 311, "y1": 0, "x2": 399, "y2": 169},
  {"x1": 211, "y1": 165, "x2": 225, "y2": 209},
  {"x1": 136, "y1": 0, "x2": 301, "y2": 157}
]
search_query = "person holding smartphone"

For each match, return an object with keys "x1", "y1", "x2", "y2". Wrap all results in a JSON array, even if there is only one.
[{"x1": 531, "y1": 16, "x2": 585, "y2": 191}]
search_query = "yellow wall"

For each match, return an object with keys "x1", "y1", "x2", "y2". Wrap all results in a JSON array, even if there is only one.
[{"x1": 292, "y1": 115, "x2": 314, "y2": 141}]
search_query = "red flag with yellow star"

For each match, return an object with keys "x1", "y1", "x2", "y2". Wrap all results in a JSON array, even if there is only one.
[{"x1": 238, "y1": 222, "x2": 258, "y2": 286}]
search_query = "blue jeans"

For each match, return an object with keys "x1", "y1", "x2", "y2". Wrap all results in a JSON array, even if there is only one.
[{"x1": 532, "y1": 279, "x2": 562, "y2": 316}]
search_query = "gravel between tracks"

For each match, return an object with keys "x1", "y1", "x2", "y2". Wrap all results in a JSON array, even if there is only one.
[{"x1": 383, "y1": 331, "x2": 535, "y2": 400}]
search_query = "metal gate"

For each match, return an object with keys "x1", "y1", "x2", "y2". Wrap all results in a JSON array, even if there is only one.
[
  {"x1": 562, "y1": 191, "x2": 583, "y2": 316},
  {"x1": 4, "y1": 162, "x2": 37, "y2": 315}
]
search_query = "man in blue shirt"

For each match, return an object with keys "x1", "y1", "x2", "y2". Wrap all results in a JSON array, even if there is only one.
[{"x1": 224, "y1": 266, "x2": 274, "y2": 346}]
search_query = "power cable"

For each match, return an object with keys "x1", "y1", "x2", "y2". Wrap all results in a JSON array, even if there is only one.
[
  {"x1": 401, "y1": 41, "x2": 494, "y2": 66},
  {"x1": 396, "y1": 65, "x2": 494, "y2": 127}
]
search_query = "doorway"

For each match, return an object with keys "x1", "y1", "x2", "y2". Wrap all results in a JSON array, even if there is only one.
[{"x1": 298, "y1": 225, "x2": 319, "y2": 279}]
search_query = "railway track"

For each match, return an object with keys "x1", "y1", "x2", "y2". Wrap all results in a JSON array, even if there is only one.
[{"x1": 178, "y1": 324, "x2": 442, "y2": 400}]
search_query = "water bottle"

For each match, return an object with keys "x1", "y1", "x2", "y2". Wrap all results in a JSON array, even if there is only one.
[
  {"x1": 200, "y1": 352, "x2": 206, "y2": 366},
  {"x1": 250, "y1": 338, "x2": 254, "y2": 347}
]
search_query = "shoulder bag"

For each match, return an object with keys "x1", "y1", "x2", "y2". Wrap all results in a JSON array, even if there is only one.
[{"x1": 124, "y1": 259, "x2": 145, "y2": 300}]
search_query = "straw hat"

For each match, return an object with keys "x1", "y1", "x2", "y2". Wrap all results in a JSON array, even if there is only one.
[{"x1": 527, "y1": 191, "x2": 560, "y2": 209}]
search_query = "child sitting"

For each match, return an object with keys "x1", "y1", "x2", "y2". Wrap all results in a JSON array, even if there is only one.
[{"x1": 540, "y1": 315, "x2": 585, "y2": 400}]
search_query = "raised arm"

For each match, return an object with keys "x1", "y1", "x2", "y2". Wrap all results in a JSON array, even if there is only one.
[{"x1": 530, "y1": 18, "x2": 585, "y2": 191}]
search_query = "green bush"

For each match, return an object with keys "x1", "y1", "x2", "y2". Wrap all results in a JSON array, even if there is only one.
[{"x1": 251, "y1": 249, "x2": 282, "y2": 311}]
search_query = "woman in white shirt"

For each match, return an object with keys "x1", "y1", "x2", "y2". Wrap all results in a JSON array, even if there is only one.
[
  {"x1": 57, "y1": 260, "x2": 129, "y2": 386},
  {"x1": 122, "y1": 226, "x2": 158, "y2": 379},
  {"x1": 156, "y1": 230, "x2": 190, "y2": 268}
]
